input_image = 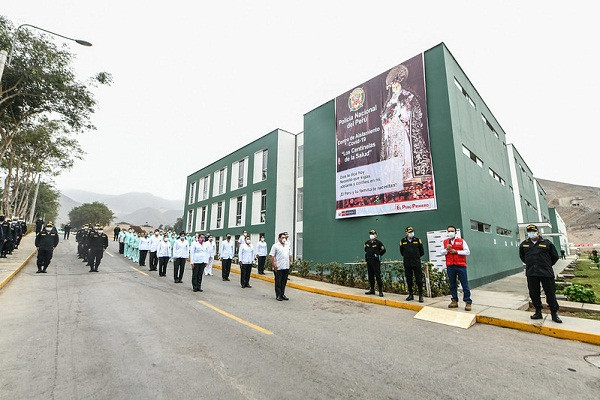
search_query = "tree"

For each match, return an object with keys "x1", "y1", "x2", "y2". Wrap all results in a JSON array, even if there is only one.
[
  {"x1": 31, "y1": 182, "x2": 59, "y2": 223},
  {"x1": 173, "y1": 217, "x2": 183, "y2": 233},
  {"x1": 68, "y1": 202, "x2": 114, "y2": 229}
]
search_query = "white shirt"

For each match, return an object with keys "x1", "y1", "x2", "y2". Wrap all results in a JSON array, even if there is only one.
[
  {"x1": 440, "y1": 238, "x2": 471, "y2": 256},
  {"x1": 138, "y1": 237, "x2": 151, "y2": 251},
  {"x1": 172, "y1": 239, "x2": 190, "y2": 258},
  {"x1": 238, "y1": 235, "x2": 246, "y2": 247},
  {"x1": 207, "y1": 240, "x2": 216, "y2": 257},
  {"x1": 239, "y1": 243, "x2": 255, "y2": 264},
  {"x1": 190, "y1": 241, "x2": 210, "y2": 264},
  {"x1": 157, "y1": 241, "x2": 172, "y2": 257},
  {"x1": 269, "y1": 242, "x2": 290, "y2": 270},
  {"x1": 149, "y1": 235, "x2": 162, "y2": 252},
  {"x1": 256, "y1": 240, "x2": 268, "y2": 256},
  {"x1": 220, "y1": 240, "x2": 234, "y2": 259}
]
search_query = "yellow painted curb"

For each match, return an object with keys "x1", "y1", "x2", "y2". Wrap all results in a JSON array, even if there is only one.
[{"x1": 0, "y1": 249, "x2": 37, "y2": 291}]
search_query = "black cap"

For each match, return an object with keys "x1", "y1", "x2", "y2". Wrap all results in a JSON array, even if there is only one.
[
  {"x1": 526, "y1": 224, "x2": 538, "y2": 232},
  {"x1": 369, "y1": 229, "x2": 376, "y2": 235},
  {"x1": 405, "y1": 226, "x2": 414, "y2": 233}
]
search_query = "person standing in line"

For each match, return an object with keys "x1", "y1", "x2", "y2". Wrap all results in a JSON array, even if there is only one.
[
  {"x1": 113, "y1": 225, "x2": 121, "y2": 241},
  {"x1": 139, "y1": 233, "x2": 151, "y2": 267},
  {"x1": 132, "y1": 232, "x2": 141, "y2": 263},
  {"x1": 441, "y1": 225, "x2": 472, "y2": 311},
  {"x1": 86, "y1": 225, "x2": 108, "y2": 272},
  {"x1": 270, "y1": 233, "x2": 291, "y2": 301},
  {"x1": 204, "y1": 235, "x2": 216, "y2": 276},
  {"x1": 190, "y1": 234, "x2": 209, "y2": 292},
  {"x1": 400, "y1": 226, "x2": 425, "y2": 303},
  {"x1": 519, "y1": 224, "x2": 562, "y2": 323},
  {"x1": 79, "y1": 225, "x2": 91, "y2": 264},
  {"x1": 125, "y1": 228, "x2": 134, "y2": 260},
  {"x1": 237, "y1": 230, "x2": 247, "y2": 251},
  {"x1": 0, "y1": 214, "x2": 9, "y2": 258},
  {"x1": 364, "y1": 229, "x2": 386, "y2": 297},
  {"x1": 35, "y1": 222, "x2": 59, "y2": 273},
  {"x1": 149, "y1": 230, "x2": 161, "y2": 271},
  {"x1": 256, "y1": 235, "x2": 268, "y2": 275},
  {"x1": 239, "y1": 235, "x2": 255, "y2": 288},
  {"x1": 560, "y1": 249, "x2": 566, "y2": 260},
  {"x1": 157, "y1": 235, "x2": 172, "y2": 277},
  {"x1": 220, "y1": 233, "x2": 234, "y2": 281},
  {"x1": 118, "y1": 229, "x2": 126, "y2": 255},
  {"x1": 172, "y1": 231, "x2": 189, "y2": 283},
  {"x1": 63, "y1": 223, "x2": 72, "y2": 240},
  {"x1": 35, "y1": 218, "x2": 45, "y2": 234}
]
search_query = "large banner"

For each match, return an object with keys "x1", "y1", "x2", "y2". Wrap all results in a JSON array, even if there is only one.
[{"x1": 335, "y1": 53, "x2": 436, "y2": 219}]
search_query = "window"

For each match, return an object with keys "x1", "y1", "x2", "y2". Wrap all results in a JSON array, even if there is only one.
[
  {"x1": 454, "y1": 78, "x2": 476, "y2": 109},
  {"x1": 253, "y1": 149, "x2": 268, "y2": 183},
  {"x1": 216, "y1": 201, "x2": 223, "y2": 229},
  {"x1": 213, "y1": 168, "x2": 227, "y2": 196},
  {"x1": 481, "y1": 114, "x2": 499, "y2": 139},
  {"x1": 186, "y1": 209, "x2": 193, "y2": 232},
  {"x1": 297, "y1": 145, "x2": 304, "y2": 178},
  {"x1": 219, "y1": 168, "x2": 225, "y2": 194},
  {"x1": 188, "y1": 181, "x2": 196, "y2": 204},
  {"x1": 262, "y1": 150, "x2": 268, "y2": 180},
  {"x1": 296, "y1": 233, "x2": 303, "y2": 259},
  {"x1": 496, "y1": 227, "x2": 512, "y2": 237},
  {"x1": 231, "y1": 158, "x2": 248, "y2": 190},
  {"x1": 296, "y1": 188, "x2": 303, "y2": 221},
  {"x1": 201, "y1": 175, "x2": 210, "y2": 200},
  {"x1": 199, "y1": 206, "x2": 207, "y2": 231},
  {"x1": 260, "y1": 190, "x2": 267, "y2": 223},
  {"x1": 236, "y1": 196, "x2": 243, "y2": 225},
  {"x1": 462, "y1": 145, "x2": 483, "y2": 167},
  {"x1": 488, "y1": 168, "x2": 506, "y2": 186},
  {"x1": 470, "y1": 219, "x2": 490, "y2": 233},
  {"x1": 238, "y1": 158, "x2": 245, "y2": 188}
]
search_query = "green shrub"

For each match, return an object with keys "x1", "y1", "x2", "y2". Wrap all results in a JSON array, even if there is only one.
[
  {"x1": 296, "y1": 259, "x2": 312, "y2": 277},
  {"x1": 564, "y1": 284, "x2": 597, "y2": 303},
  {"x1": 427, "y1": 263, "x2": 451, "y2": 297},
  {"x1": 315, "y1": 263, "x2": 326, "y2": 281}
]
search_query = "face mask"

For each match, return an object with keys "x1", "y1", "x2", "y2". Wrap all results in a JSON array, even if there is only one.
[
  {"x1": 527, "y1": 231, "x2": 539, "y2": 239},
  {"x1": 163, "y1": 238, "x2": 168, "y2": 242},
  {"x1": 155, "y1": 233, "x2": 159, "y2": 236},
  {"x1": 98, "y1": 230, "x2": 103, "y2": 234},
  {"x1": 129, "y1": 230, "x2": 132, "y2": 233},
  {"x1": 448, "y1": 232, "x2": 456, "y2": 239},
  {"x1": 199, "y1": 237, "x2": 204, "y2": 243},
  {"x1": 46, "y1": 227, "x2": 52, "y2": 232},
  {"x1": 226, "y1": 236, "x2": 231, "y2": 240},
  {"x1": 260, "y1": 238, "x2": 264, "y2": 242},
  {"x1": 281, "y1": 238, "x2": 287, "y2": 244},
  {"x1": 209, "y1": 237, "x2": 213, "y2": 241},
  {"x1": 245, "y1": 240, "x2": 251, "y2": 245},
  {"x1": 408, "y1": 233, "x2": 414, "y2": 239},
  {"x1": 369, "y1": 235, "x2": 375, "y2": 240}
]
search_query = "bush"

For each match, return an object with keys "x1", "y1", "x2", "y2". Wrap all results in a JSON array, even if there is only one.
[
  {"x1": 427, "y1": 264, "x2": 451, "y2": 297},
  {"x1": 315, "y1": 263, "x2": 326, "y2": 281},
  {"x1": 295, "y1": 259, "x2": 312, "y2": 277},
  {"x1": 564, "y1": 284, "x2": 597, "y2": 303}
]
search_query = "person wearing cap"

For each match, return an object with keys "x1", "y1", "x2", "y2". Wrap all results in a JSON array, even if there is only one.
[
  {"x1": 172, "y1": 231, "x2": 190, "y2": 283},
  {"x1": 86, "y1": 225, "x2": 109, "y2": 272},
  {"x1": 0, "y1": 214, "x2": 9, "y2": 258},
  {"x1": 519, "y1": 224, "x2": 562, "y2": 323},
  {"x1": 364, "y1": 229, "x2": 386, "y2": 297},
  {"x1": 440, "y1": 225, "x2": 472, "y2": 311},
  {"x1": 400, "y1": 226, "x2": 425, "y2": 302},
  {"x1": 35, "y1": 222, "x2": 59, "y2": 273},
  {"x1": 63, "y1": 223, "x2": 72, "y2": 240}
]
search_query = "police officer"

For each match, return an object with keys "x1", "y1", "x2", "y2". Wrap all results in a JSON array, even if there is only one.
[
  {"x1": 364, "y1": 229, "x2": 386, "y2": 297},
  {"x1": 35, "y1": 222, "x2": 59, "y2": 273},
  {"x1": 0, "y1": 214, "x2": 9, "y2": 258},
  {"x1": 86, "y1": 225, "x2": 109, "y2": 272},
  {"x1": 519, "y1": 224, "x2": 562, "y2": 323},
  {"x1": 63, "y1": 223, "x2": 72, "y2": 240},
  {"x1": 400, "y1": 226, "x2": 425, "y2": 302},
  {"x1": 35, "y1": 217, "x2": 45, "y2": 234}
]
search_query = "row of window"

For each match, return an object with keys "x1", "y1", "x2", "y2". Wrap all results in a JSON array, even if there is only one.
[
  {"x1": 480, "y1": 114, "x2": 499, "y2": 139},
  {"x1": 186, "y1": 189, "x2": 267, "y2": 232},
  {"x1": 470, "y1": 219, "x2": 513, "y2": 237},
  {"x1": 462, "y1": 145, "x2": 507, "y2": 187},
  {"x1": 188, "y1": 149, "x2": 268, "y2": 205},
  {"x1": 454, "y1": 78, "x2": 476, "y2": 109}
]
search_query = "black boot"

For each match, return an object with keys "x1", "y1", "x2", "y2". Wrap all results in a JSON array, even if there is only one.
[
  {"x1": 365, "y1": 289, "x2": 375, "y2": 295},
  {"x1": 530, "y1": 309, "x2": 543, "y2": 320},
  {"x1": 405, "y1": 294, "x2": 414, "y2": 301},
  {"x1": 418, "y1": 295, "x2": 424, "y2": 303},
  {"x1": 379, "y1": 291, "x2": 384, "y2": 297},
  {"x1": 551, "y1": 313, "x2": 562, "y2": 323}
]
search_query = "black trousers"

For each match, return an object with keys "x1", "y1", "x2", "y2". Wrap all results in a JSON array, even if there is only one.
[
  {"x1": 274, "y1": 269, "x2": 289, "y2": 298},
  {"x1": 173, "y1": 258, "x2": 186, "y2": 281},
  {"x1": 113, "y1": 233, "x2": 118, "y2": 241},
  {"x1": 87, "y1": 248, "x2": 104, "y2": 270},
  {"x1": 119, "y1": 242, "x2": 125, "y2": 254},
  {"x1": 222, "y1": 258, "x2": 232, "y2": 279},
  {"x1": 240, "y1": 263, "x2": 252, "y2": 287},
  {"x1": 192, "y1": 263, "x2": 205, "y2": 290},
  {"x1": 37, "y1": 248, "x2": 54, "y2": 271},
  {"x1": 257, "y1": 256, "x2": 266, "y2": 273},
  {"x1": 149, "y1": 251, "x2": 158, "y2": 269},
  {"x1": 366, "y1": 258, "x2": 383, "y2": 292},
  {"x1": 405, "y1": 263, "x2": 423, "y2": 295},
  {"x1": 527, "y1": 275, "x2": 559, "y2": 312},
  {"x1": 64, "y1": 231, "x2": 70, "y2": 240},
  {"x1": 139, "y1": 250, "x2": 148, "y2": 266},
  {"x1": 159, "y1": 256, "x2": 169, "y2": 276}
]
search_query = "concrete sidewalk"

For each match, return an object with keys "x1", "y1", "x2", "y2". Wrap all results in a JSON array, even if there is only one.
[
  {"x1": 212, "y1": 258, "x2": 600, "y2": 346},
  {"x1": 0, "y1": 233, "x2": 37, "y2": 290}
]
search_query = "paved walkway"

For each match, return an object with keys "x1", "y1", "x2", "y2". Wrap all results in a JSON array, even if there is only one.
[{"x1": 0, "y1": 233, "x2": 36, "y2": 290}]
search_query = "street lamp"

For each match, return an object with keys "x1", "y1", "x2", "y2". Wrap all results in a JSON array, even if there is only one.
[{"x1": 0, "y1": 23, "x2": 92, "y2": 81}]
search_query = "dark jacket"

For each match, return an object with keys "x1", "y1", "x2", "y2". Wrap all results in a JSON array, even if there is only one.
[
  {"x1": 35, "y1": 230, "x2": 59, "y2": 250},
  {"x1": 35, "y1": 219, "x2": 44, "y2": 234},
  {"x1": 519, "y1": 237, "x2": 559, "y2": 277},
  {"x1": 364, "y1": 239, "x2": 386, "y2": 260},
  {"x1": 87, "y1": 232, "x2": 109, "y2": 250},
  {"x1": 400, "y1": 236, "x2": 425, "y2": 267}
]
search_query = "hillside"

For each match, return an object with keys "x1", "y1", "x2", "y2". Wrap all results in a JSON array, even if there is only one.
[{"x1": 537, "y1": 178, "x2": 600, "y2": 245}]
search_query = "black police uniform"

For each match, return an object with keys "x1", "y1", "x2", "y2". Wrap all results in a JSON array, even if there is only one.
[
  {"x1": 364, "y1": 237, "x2": 386, "y2": 296},
  {"x1": 35, "y1": 218, "x2": 44, "y2": 234},
  {"x1": 64, "y1": 224, "x2": 71, "y2": 240},
  {"x1": 519, "y1": 236, "x2": 560, "y2": 314},
  {"x1": 35, "y1": 228, "x2": 59, "y2": 272},
  {"x1": 400, "y1": 236, "x2": 425, "y2": 298},
  {"x1": 0, "y1": 217, "x2": 8, "y2": 258},
  {"x1": 86, "y1": 231, "x2": 108, "y2": 271}
]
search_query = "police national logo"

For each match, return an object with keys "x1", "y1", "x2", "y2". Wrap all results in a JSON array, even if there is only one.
[{"x1": 348, "y1": 87, "x2": 365, "y2": 111}]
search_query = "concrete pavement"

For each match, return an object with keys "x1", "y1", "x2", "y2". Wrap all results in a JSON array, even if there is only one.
[{"x1": 0, "y1": 232, "x2": 36, "y2": 290}]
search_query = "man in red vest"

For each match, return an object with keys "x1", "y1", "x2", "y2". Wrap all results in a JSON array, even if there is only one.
[{"x1": 441, "y1": 225, "x2": 472, "y2": 311}]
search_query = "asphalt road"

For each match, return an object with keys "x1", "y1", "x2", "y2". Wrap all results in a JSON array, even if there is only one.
[{"x1": 1, "y1": 238, "x2": 599, "y2": 400}]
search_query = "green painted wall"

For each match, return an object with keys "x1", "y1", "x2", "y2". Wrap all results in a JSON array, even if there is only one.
[
  {"x1": 302, "y1": 44, "x2": 462, "y2": 268},
  {"x1": 512, "y1": 149, "x2": 539, "y2": 223},
  {"x1": 183, "y1": 130, "x2": 280, "y2": 241}
]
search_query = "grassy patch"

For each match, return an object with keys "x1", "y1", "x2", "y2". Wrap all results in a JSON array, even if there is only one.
[{"x1": 572, "y1": 259, "x2": 600, "y2": 304}]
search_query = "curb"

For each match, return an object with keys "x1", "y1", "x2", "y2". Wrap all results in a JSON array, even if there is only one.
[
  {"x1": 214, "y1": 264, "x2": 600, "y2": 346},
  {"x1": 0, "y1": 249, "x2": 37, "y2": 291}
]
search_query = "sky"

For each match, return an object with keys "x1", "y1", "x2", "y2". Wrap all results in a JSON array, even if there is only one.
[{"x1": 3, "y1": 0, "x2": 599, "y2": 202}]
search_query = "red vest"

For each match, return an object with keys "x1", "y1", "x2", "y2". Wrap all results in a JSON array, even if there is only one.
[{"x1": 443, "y1": 238, "x2": 467, "y2": 267}]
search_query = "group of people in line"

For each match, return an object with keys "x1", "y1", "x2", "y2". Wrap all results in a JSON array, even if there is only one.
[
  {"x1": 115, "y1": 228, "x2": 293, "y2": 301},
  {"x1": 0, "y1": 215, "x2": 28, "y2": 259},
  {"x1": 366, "y1": 223, "x2": 563, "y2": 323}
]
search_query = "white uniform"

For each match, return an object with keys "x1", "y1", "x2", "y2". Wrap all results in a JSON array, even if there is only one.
[
  {"x1": 190, "y1": 241, "x2": 210, "y2": 264},
  {"x1": 239, "y1": 243, "x2": 255, "y2": 265},
  {"x1": 149, "y1": 235, "x2": 161, "y2": 252},
  {"x1": 157, "y1": 241, "x2": 172, "y2": 257},
  {"x1": 257, "y1": 240, "x2": 268, "y2": 257},
  {"x1": 220, "y1": 240, "x2": 234, "y2": 260},
  {"x1": 172, "y1": 239, "x2": 189, "y2": 259},
  {"x1": 204, "y1": 239, "x2": 216, "y2": 275},
  {"x1": 138, "y1": 237, "x2": 151, "y2": 251}
]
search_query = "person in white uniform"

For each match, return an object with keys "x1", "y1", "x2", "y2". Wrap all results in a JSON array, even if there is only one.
[
  {"x1": 270, "y1": 233, "x2": 291, "y2": 301},
  {"x1": 157, "y1": 235, "x2": 172, "y2": 277},
  {"x1": 239, "y1": 235, "x2": 255, "y2": 288},
  {"x1": 256, "y1": 235, "x2": 268, "y2": 275},
  {"x1": 220, "y1": 233, "x2": 235, "y2": 281},
  {"x1": 190, "y1": 234, "x2": 210, "y2": 292},
  {"x1": 148, "y1": 230, "x2": 162, "y2": 271},
  {"x1": 172, "y1": 232, "x2": 190, "y2": 283},
  {"x1": 204, "y1": 235, "x2": 216, "y2": 276}
]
